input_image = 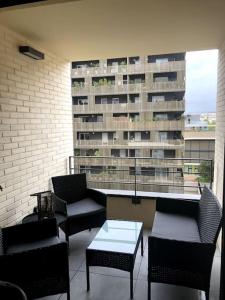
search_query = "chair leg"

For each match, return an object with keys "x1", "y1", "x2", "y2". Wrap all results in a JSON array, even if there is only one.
[
  {"x1": 148, "y1": 281, "x2": 151, "y2": 300},
  {"x1": 65, "y1": 233, "x2": 70, "y2": 254},
  {"x1": 67, "y1": 290, "x2": 70, "y2": 300},
  {"x1": 205, "y1": 289, "x2": 209, "y2": 300},
  {"x1": 66, "y1": 233, "x2": 69, "y2": 243}
]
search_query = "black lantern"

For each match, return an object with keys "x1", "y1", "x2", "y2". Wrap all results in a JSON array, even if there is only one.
[{"x1": 31, "y1": 191, "x2": 54, "y2": 220}]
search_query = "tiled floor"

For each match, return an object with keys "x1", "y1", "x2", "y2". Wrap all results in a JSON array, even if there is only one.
[{"x1": 38, "y1": 229, "x2": 221, "y2": 300}]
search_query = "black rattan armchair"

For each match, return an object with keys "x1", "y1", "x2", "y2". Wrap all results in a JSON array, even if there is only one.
[
  {"x1": 0, "y1": 281, "x2": 27, "y2": 300},
  {"x1": 0, "y1": 218, "x2": 70, "y2": 299},
  {"x1": 148, "y1": 186, "x2": 222, "y2": 300},
  {"x1": 51, "y1": 173, "x2": 107, "y2": 246}
]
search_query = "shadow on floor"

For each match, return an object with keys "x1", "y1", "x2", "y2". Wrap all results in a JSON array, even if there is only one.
[{"x1": 38, "y1": 228, "x2": 220, "y2": 300}]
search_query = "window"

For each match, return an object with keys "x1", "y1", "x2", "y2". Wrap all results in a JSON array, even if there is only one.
[
  {"x1": 154, "y1": 113, "x2": 168, "y2": 121},
  {"x1": 155, "y1": 58, "x2": 169, "y2": 63},
  {"x1": 152, "y1": 150, "x2": 164, "y2": 159},
  {"x1": 112, "y1": 98, "x2": 119, "y2": 104},
  {"x1": 108, "y1": 166, "x2": 117, "y2": 175},
  {"x1": 152, "y1": 95, "x2": 165, "y2": 102},
  {"x1": 141, "y1": 167, "x2": 155, "y2": 176},
  {"x1": 155, "y1": 168, "x2": 168, "y2": 179}
]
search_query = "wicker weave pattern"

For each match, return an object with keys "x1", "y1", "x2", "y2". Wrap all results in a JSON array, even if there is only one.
[
  {"x1": 52, "y1": 173, "x2": 87, "y2": 204},
  {"x1": 0, "y1": 220, "x2": 70, "y2": 300},
  {"x1": 148, "y1": 187, "x2": 222, "y2": 300},
  {"x1": 52, "y1": 174, "x2": 107, "y2": 246},
  {"x1": 198, "y1": 186, "x2": 222, "y2": 243},
  {"x1": 0, "y1": 281, "x2": 27, "y2": 300},
  {"x1": 87, "y1": 250, "x2": 132, "y2": 272},
  {"x1": 0, "y1": 230, "x2": 3, "y2": 255},
  {"x1": 150, "y1": 266, "x2": 205, "y2": 290}
]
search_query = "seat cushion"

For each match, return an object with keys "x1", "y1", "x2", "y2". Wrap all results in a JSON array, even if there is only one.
[
  {"x1": 152, "y1": 211, "x2": 201, "y2": 242},
  {"x1": 67, "y1": 198, "x2": 105, "y2": 218},
  {"x1": 6, "y1": 236, "x2": 60, "y2": 254}
]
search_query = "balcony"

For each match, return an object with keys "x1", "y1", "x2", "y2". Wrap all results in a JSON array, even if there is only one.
[
  {"x1": 73, "y1": 118, "x2": 184, "y2": 131},
  {"x1": 73, "y1": 100, "x2": 185, "y2": 114},
  {"x1": 1, "y1": 0, "x2": 225, "y2": 299},
  {"x1": 72, "y1": 80, "x2": 185, "y2": 96},
  {"x1": 69, "y1": 156, "x2": 213, "y2": 195},
  {"x1": 51, "y1": 223, "x2": 219, "y2": 300},
  {"x1": 71, "y1": 60, "x2": 186, "y2": 77},
  {"x1": 74, "y1": 139, "x2": 184, "y2": 149}
]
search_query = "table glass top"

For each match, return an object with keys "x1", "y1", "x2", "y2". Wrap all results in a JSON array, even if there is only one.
[{"x1": 88, "y1": 220, "x2": 143, "y2": 254}]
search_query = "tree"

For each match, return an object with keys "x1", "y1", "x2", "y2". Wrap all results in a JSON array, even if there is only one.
[{"x1": 198, "y1": 161, "x2": 213, "y2": 183}]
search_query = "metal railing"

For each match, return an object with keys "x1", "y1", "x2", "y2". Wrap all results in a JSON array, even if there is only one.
[
  {"x1": 69, "y1": 156, "x2": 213, "y2": 195},
  {"x1": 72, "y1": 81, "x2": 185, "y2": 96},
  {"x1": 73, "y1": 100, "x2": 185, "y2": 114},
  {"x1": 71, "y1": 61, "x2": 185, "y2": 77}
]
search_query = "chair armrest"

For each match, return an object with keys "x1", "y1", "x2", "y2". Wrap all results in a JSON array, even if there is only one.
[
  {"x1": 52, "y1": 193, "x2": 67, "y2": 216},
  {"x1": 2, "y1": 218, "x2": 58, "y2": 249},
  {"x1": 86, "y1": 188, "x2": 107, "y2": 207},
  {"x1": 156, "y1": 197, "x2": 199, "y2": 218},
  {"x1": 148, "y1": 235, "x2": 215, "y2": 274}
]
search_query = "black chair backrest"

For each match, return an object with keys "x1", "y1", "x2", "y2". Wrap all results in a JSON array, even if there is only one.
[
  {"x1": 0, "y1": 230, "x2": 4, "y2": 255},
  {"x1": 52, "y1": 173, "x2": 87, "y2": 204},
  {"x1": 198, "y1": 186, "x2": 222, "y2": 244},
  {"x1": 0, "y1": 281, "x2": 27, "y2": 300}
]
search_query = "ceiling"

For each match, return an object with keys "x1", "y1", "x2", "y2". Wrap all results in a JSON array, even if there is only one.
[{"x1": 0, "y1": 0, "x2": 225, "y2": 61}]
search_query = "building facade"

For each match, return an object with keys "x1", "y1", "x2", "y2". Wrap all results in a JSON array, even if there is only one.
[
  {"x1": 71, "y1": 53, "x2": 186, "y2": 192},
  {"x1": 184, "y1": 114, "x2": 215, "y2": 178}
]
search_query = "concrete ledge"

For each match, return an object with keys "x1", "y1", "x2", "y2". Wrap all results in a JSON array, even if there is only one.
[{"x1": 95, "y1": 188, "x2": 201, "y2": 201}]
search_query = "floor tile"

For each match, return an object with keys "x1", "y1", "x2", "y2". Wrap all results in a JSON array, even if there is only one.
[
  {"x1": 135, "y1": 280, "x2": 201, "y2": 300},
  {"x1": 39, "y1": 228, "x2": 220, "y2": 300},
  {"x1": 61, "y1": 271, "x2": 135, "y2": 300}
]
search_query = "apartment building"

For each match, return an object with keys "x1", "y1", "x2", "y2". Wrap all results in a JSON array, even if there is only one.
[
  {"x1": 71, "y1": 53, "x2": 185, "y2": 192},
  {"x1": 184, "y1": 113, "x2": 215, "y2": 177}
]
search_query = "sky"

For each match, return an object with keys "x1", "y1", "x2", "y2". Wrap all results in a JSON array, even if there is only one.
[{"x1": 185, "y1": 49, "x2": 218, "y2": 113}]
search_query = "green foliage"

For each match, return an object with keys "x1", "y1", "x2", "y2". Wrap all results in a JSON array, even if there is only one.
[{"x1": 198, "y1": 161, "x2": 213, "y2": 183}]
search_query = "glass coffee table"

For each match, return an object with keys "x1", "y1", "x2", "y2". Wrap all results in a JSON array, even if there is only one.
[{"x1": 86, "y1": 220, "x2": 143, "y2": 299}]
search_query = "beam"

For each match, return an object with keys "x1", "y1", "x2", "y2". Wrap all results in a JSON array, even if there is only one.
[
  {"x1": 0, "y1": 0, "x2": 46, "y2": 8},
  {"x1": 0, "y1": 0, "x2": 78, "y2": 10}
]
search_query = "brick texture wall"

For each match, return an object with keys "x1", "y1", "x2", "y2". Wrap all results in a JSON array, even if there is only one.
[
  {"x1": 0, "y1": 25, "x2": 73, "y2": 226},
  {"x1": 214, "y1": 40, "x2": 225, "y2": 202}
]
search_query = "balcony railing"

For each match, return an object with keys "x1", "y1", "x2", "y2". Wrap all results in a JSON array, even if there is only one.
[
  {"x1": 73, "y1": 100, "x2": 185, "y2": 114},
  {"x1": 71, "y1": 61, "x2": 185, "y2": 77},
  {"x1": 72, "y1": 81, "x2": 185, "y2": 96},
  {"x1": 74, "y1": 139, "x2": 184, "y2": 148},
  {"x1": 69, "y1": 156, "x2": 213, "y2": 195},
  {"x1": 73, "y1": 119, "x2": 184, "y2": 131}
]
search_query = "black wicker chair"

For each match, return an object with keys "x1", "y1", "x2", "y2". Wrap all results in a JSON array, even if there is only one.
[
  {"x1": 0, "y1": 218, "x2": 70, "y2": 300},
  {"x1": 0, "y1": 281, "x2": 27, "y2": 300},
  {"x1": 51, "y1": 173, "x2": 107, "y2": 246},
  {"x1": 148, "y1": 186, "x2": 222, "y2": 300}
]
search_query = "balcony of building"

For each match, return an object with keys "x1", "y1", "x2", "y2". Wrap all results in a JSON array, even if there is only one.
[
  {"x1": 0, "y1": 1, "x2": 225, "y2": 300},
  {"x1": 73, "y1": 98, "x2": 185, "y2": 114},
  {"x1": 71, "y1": 58, "x2": 186, "y2": 77},
  {"x1": 73, "y1": 114, "x2": 184, "y2": 131},
  {"x1": 72, "y1": 73, "x2": 185, "y2": 95}
]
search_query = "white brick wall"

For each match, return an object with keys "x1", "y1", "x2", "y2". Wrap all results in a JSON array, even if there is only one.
[
  {"x1": 214, "y1": 39, "x2": 225, "y2": 202},
  {"x1": 0, "y1": 25, "x2": 73, "y2": 226}
]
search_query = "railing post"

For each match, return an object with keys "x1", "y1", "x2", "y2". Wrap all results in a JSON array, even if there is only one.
[
  {"x1": 210, "y1": 159, "x2": 213, "y2": 189},
  {"x1": 135, "y1": 157, "x2": 137, "y2": 198},
  {"x1": 69, "y1": 156, "x2": 72, "y2": 175},
  {"x1": 132, "y1": 157, "x2": 140, "y2": 204},
  {"x1": 220, "y1": 144, "x2": 225, "y2": 300}
]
